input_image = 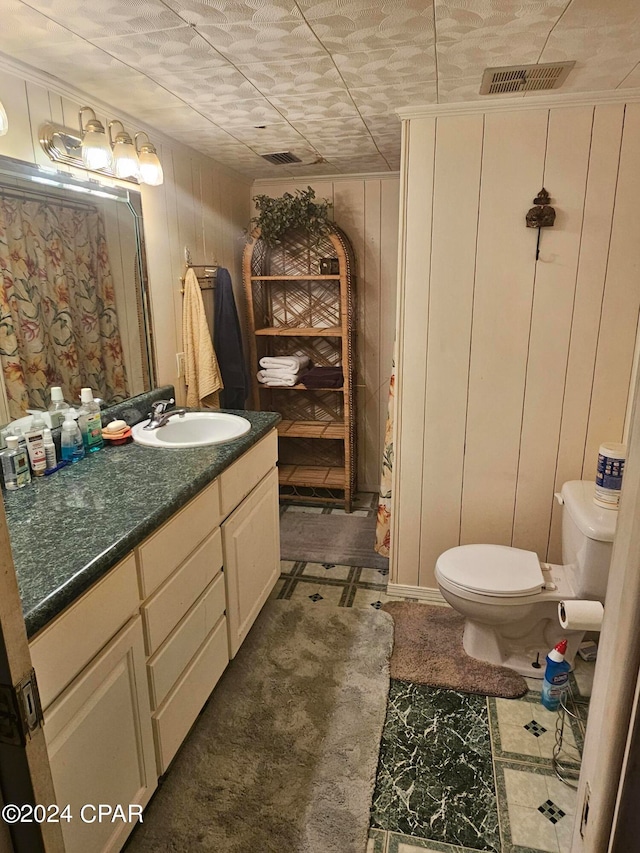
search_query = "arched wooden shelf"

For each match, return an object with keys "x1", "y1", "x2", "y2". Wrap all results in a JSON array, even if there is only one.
[{"x1": 242, "y1": 224, "x2": 357, "y2": 511}]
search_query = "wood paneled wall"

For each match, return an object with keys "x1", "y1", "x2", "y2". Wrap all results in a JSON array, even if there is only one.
[
  {"x1": 393, "y1": 102, "x2": 640, "y2": 590},
  {"x1": 0, "y1": 66, "x2": 252, "y2": 407},
  {"x1": 252, "y1": 175, "x2": 400, "y2": 491}
]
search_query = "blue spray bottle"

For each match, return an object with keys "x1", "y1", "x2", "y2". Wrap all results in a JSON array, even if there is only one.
[{"x1": 541, "y1": 639, "x2": 570, "y2": 711}]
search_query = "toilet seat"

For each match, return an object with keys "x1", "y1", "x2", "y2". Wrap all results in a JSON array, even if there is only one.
[{"x1": 436, "y1": 544, "x2": 545, "y2": 598}]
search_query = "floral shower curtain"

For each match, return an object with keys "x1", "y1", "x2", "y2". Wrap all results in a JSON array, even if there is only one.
[
  {"x1": 0, "y1": 195, "x2": 128, "y2": 419},
  {"x1": 375, "y1": 354, "x2": 394, "y2": 557}
]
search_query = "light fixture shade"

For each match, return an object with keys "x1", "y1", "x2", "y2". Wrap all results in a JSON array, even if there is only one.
[
  {"x1": 0, "y1": 101, "x2": 8, "y2": 137},
  {"x1": 81, "y1": 119, "x2": 113, "y2": 170},
  {"x1": 138, "y1": 148, "x2": 164, "y2": 186},
  {"x1": 113, "y1": 139, "x2": 139, "y2": 179}
]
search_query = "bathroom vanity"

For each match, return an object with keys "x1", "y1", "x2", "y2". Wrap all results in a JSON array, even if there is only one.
[{"x1": 5, "y1": 406, "x2": 280, "y2": 853}]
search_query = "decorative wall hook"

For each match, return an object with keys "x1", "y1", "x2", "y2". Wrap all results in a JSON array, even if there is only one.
[{"x1": 526, "y1": 188, "x2": 556, "y2": 260}]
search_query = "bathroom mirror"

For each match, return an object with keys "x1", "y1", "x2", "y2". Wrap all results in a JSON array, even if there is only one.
[{"x1": 0, "y1": 154, "x2": 155, "y2": 424}]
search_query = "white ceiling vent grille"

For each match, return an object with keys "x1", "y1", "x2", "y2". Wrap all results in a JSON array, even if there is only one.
[
  {"x1": 480, "y1": 61, "x2": 575, "y2": 95},
  {"x1": 260, "y1": 151, "x2": 302, "y2": 165}
]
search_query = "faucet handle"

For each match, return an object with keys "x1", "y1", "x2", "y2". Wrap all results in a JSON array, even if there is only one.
[{"x1": 150, "y1": 398, "x2": 174, "y2": 416}]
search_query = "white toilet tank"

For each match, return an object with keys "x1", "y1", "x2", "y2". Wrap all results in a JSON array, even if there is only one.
[{"x1": 561, "y1": 480, "x2": 618, "y2": 600}]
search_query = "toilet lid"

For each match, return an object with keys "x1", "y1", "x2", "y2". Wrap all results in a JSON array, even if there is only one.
[{"x1": 436, "y1": 544, "x2": 544, "y2": 597}]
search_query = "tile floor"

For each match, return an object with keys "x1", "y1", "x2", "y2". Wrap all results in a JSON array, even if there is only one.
[{"x1": 276, "y1": 495, "x2": 594, "y2": 853}]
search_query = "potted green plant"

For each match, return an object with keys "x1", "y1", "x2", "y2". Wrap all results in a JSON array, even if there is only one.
[{"x1": 249, "y1": 186, "x2": 333, "y2": 247}]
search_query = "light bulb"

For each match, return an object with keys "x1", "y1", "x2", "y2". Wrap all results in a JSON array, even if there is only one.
[
  {"x1": 113, "y1": 139, "x2": 139, "y2": 179},
  {"x1": 138, "y1": 148, "x2": 164, "y2": 186},
  {"x1": 81, "y1": 125, "x2": 113, "y2": 170},
  {"x1": 0, "y1": 101, "x2": 8, "y2": 137}
]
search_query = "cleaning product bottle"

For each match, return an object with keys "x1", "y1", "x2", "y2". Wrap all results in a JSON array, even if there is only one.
[
  {"x1": 541, "y1": 639, "x2": 571, "y2": 711},
  {"x1": 77, "y1": 387, "x2": 104, "y2": 453},
  {"x1": 1, "y1": 435, "x2": 32, "y2": 490},
  {"x1": 61, "y1": 412, "x2": 85, "y2": 463},
  {"x1": 48, "y1": 386, "x2": 69, "y2": 428}
]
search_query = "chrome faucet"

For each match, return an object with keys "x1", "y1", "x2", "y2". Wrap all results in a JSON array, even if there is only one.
[{"x1": 144, "y1": 399, "x2": 188, "y2": 430}]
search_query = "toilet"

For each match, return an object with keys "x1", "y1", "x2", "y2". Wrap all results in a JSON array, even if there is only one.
[{"x1": 435, "y1": 480, "x2": 617, "y2": 677}]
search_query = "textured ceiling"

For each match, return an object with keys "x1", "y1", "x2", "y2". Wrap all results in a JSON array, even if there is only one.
[{"x1": 1, "y1": 1, "x2": 639, "y2": 178}]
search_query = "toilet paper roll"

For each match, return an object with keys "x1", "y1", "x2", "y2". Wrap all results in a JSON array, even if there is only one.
[{"x1": 558, "y1": 600, "x2": 604, "y2": 632}]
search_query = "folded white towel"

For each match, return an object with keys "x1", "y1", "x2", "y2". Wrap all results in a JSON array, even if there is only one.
[
  {"x1": 259, "y1": 354, "x2": 309, "y2": 372},
  {"x1": 257, "y1": 370, "x2": 300, "y2": 387},
  {"x1": 259, "y1": 367, "x2": 299, "y2": 379}
]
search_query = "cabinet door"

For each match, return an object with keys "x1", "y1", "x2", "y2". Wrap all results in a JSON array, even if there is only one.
[
  {"x1": 43, "y1": 616, "x2": 156, "y2": 853},
  {"x1": 222, "y1": 467, "x2": 280, "y2": 657}
]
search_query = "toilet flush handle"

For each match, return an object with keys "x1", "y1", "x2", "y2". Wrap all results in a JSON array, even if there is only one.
[{"x1": 554, "y1": 492, "x2": 564, "y2": 505}]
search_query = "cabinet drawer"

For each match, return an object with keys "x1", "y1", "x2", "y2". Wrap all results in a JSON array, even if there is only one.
[
  {"x1": 137, "y1": 478, "x2": 221, "y2": 597},
  {"x1": 30, "y1": 553, "x2": 139, "y2": 710},
  {"x1": 152, "y1": 617, "x2": 229, "y2": 774},
  {"x1": 147, "y1": 573, "x2": 226, "y2": 710},
  {"x1": 142, "y1": 527, "x2": 222, "y2": 656},
  {"x1": 219, "y1": 430, "x2": 277, "y2": 518}
]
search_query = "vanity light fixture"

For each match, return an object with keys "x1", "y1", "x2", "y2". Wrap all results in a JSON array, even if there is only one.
[
  {"x1": 0, "y1": 100, "x2": 8, "y2": 136},
  {"x1": 134, "y1": 132, "x2": 163, "y2": 186},
  {"x1": 79, "y1": 106, "x2": 113, "y2": 171},
  {"x1": 108, "y1": 119, "x2": 139, "y2": 179},
  {"x1": 40, "y1": 113, "x2": 163, "y2": 186}
]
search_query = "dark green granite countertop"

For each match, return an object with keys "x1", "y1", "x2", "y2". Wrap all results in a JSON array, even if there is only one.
[{"x1": 4, "y1": 404, "x2": 280, "y2": 638}]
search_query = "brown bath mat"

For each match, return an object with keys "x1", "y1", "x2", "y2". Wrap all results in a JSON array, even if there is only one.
[{"x1": 382, "y1": 602, "x2": 528, "y2": 699}]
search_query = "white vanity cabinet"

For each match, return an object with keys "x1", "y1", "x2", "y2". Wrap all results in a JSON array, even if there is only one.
[
  {"x1": 29, "y1": 556, "x2": 156, "y2": 853},
  {"x1": 27, "y1": 427, "x2": 280, "y2": 852}
]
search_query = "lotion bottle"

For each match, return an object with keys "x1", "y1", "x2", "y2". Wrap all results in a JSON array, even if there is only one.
[
  {"x1": 78, "y1": 387, "x2": 104, "y2": 453},
  {"x1": 24, "y1": 412, "x2": 47, "y2": 477}
]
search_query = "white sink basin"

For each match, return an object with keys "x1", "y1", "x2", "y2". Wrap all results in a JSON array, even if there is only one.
[{"x1": 131, "y1": 411, "x2": 251, "y2": 448}]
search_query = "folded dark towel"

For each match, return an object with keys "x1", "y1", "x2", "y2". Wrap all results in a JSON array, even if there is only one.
[{"x1": 300, "y1": 366, "x2": 344, "y2": 389}]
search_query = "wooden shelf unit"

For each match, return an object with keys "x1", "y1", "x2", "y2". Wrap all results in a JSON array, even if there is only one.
[{"x1": 243, "y1": 225, "x2": 356, "y2": 511}]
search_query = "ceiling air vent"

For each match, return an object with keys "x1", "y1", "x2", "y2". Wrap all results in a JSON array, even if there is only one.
[
  {"x1": 260, "y1": 151, "x2": 302, "y2": 165},
  {"x1": 479, "y1": 61, "x2": 575, "y2": 95}
]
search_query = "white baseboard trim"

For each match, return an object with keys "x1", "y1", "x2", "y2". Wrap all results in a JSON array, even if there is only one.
[{"x1": 387, "y1": 583, "x2": 449, "y2": 606}]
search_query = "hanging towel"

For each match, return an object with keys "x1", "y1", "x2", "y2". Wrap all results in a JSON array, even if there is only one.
[
  {"x1": 182, "y1": 268, "x2": 222, "y2": 407},
  {"x1": 214, "y1": 268, "x2": 249, "y2": 409},
  {"x1": 259, "y1": 354, "x2": 310, "y2": 372}
]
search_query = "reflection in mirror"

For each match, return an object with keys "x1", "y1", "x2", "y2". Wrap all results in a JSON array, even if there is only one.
[{"x1": 0, "y1": 155, "x2": 154, "y2": 421}]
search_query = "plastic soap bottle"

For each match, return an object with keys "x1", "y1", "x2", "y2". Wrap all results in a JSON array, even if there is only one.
[
  {"x1": 541, "y1": 639, "x2": 571, "y2": 711},
  {"x1": 61, "y1": 412, "x2": 85, "y2": 463},
  {"x1": 78, "y1": 387, "x2": 104, "y2": 453},
  {"x1": 48, "y1": 386, "x2": 68, "y2": 428},
  {"x1": 1, "y1": 435, "x2": 32, "y2": 490}
]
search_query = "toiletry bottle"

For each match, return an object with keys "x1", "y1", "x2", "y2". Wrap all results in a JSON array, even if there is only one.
[
  {"x1": 24, "y1": 412, "x2": 47, "y2": 477},
  {"x1": 43, "y1": 428, "x2": 57, "y2": 471},
  {"x1": 61, "y1": 412, "x2": 85, "y2": 463},
  {"x1": 1, "y1": 435, "x2": 32, "y2": 490},
  {"x1": 48, "y1": 386, "x2": 68, "y2": 428},
  {"x1": 541, "y1": 639, "x2": 570, "y2": 711},
  {"x1": 78, "y1": 387, "x2": 104, "y2": 453}
]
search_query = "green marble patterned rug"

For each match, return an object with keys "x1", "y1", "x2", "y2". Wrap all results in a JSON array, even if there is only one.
[{"x1": 371, "y1": 680, "x2": 501, "y2": 852}]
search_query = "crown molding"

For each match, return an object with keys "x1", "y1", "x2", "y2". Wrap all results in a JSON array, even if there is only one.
[
  {"x1": 253, "y1": 170, "x2": 400, "y2": 186},
  {"x1": 397, "y1": 87, "x2": 640, "y2": 120},
  {"x1": 0, "y1": 52, "x2": 253, "y2": 186}
]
